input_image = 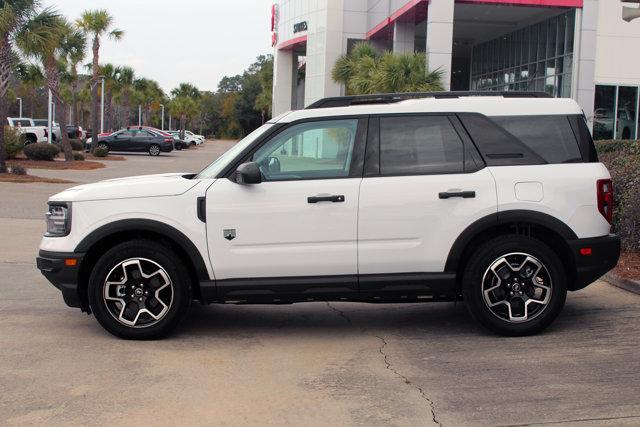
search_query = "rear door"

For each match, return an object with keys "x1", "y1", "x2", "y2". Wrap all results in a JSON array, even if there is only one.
[
  {"x1": 357, "y1": 114, "x2": 497, "y2": 281},
  {"x1": 133, "y1": 130, "x2": 155, "y2": 151}
]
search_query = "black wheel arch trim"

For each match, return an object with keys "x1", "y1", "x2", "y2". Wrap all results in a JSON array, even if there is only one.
[
  {"x1": 445, "y1": 210, "x2": 578, "y2": 272},
  {"x1": 75, "y1": 219, "x2": 210, "y2": 280}
]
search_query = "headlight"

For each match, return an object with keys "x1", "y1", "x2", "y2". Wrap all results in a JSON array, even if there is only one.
[{"x1": 45, "y1": 202, "x2": 71, "y2": 237}]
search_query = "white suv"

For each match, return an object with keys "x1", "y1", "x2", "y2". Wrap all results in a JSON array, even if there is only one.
[{"x1": 36, "y1": 92, "x2": 620, "y2": 339}]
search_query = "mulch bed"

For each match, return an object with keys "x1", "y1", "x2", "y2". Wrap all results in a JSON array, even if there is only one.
[
  {"x1": 614, "y1": 251, "x2": 640, "y2": 280},
  {"x1": 85, "y1": 154, "x2": 126, "y2": 161},
  {"x1": 0, "y1": 173, "x2": 73, "y2": 184},
  {"x1": 8, "y1": 158, "x2": 105, "y2": 170}
]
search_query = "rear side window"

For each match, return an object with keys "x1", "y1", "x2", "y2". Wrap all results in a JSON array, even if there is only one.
[
  {"x1": 490, "y1": 115, "x2": 582, "y2": 164},
  {"x1": 379, "y1": 116, "x2": 464, "y2": 175}
]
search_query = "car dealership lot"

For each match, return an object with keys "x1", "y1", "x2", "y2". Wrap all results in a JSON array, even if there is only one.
[{"x1": 1, "y1": 141, "x2": 639, "y2": 426}]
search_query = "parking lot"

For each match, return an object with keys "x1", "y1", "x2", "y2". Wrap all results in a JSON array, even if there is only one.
[{"x1": 1, "y1": 141, "x2": 639, "y2": 426}]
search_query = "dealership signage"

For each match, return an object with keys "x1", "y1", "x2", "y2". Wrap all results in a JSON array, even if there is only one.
[
  {"x1": 271, "y1": 4, "x2": 279, "y2": 46},
  {"x1": 293, "y1": 21, "x2": 308, "y2": 33}
]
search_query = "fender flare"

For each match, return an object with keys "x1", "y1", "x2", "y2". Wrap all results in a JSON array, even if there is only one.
[
  {"x1": 445, "y1": 210, "x2": 578, "y2": 272},
  {"x1": 75, "y1": 218, "x2": 210, "y2": 280}
]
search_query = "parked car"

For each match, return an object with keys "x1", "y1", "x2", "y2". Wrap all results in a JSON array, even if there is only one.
[
  {"x1": 32, "y1": 120, "x2": 83, "y2": 141},
  {"x1": 86, "y1": 126, "x2": 174, "y2": 156},
  {"x1": 164, "y1": 131, "x2": 189, "y2": 150},
  {"x1": 36, "y1": 92, "x2": 620, "y2": 340},
  {"x1": 6, "y1": 117, "x2": 47, "y2": 144}
]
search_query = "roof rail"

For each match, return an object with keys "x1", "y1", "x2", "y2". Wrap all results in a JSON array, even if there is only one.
[{"x1": 305, "y1": 91, "x2": 552, "y2": 109}]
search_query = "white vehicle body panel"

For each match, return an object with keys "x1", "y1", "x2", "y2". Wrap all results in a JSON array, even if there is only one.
[
  {"x1": 7, "y1": 117, "x2": 47, "y2": 143},
  {"x1": 358, "y1": 169, "x2": 498, "y2": 274},
  {"x1": 205, "y1": 178, "x2": 360, "y2": 279}
]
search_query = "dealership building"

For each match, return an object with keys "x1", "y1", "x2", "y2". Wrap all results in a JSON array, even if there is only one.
[{"x1": 272, "y1": 0, "x2": 640, "y2": 139}]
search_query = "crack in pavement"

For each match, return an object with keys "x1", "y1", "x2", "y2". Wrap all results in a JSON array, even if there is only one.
[{"x1": 324, "y1": 302, "x2": 442, "y2": 426}]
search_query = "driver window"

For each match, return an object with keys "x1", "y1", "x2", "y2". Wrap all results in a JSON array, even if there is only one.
[{"x1": 252, "y1": 119, "x2": 358, "y2": 181}]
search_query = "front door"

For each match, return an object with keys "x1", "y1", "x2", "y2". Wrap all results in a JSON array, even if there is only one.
[{"x1": 205, "y1": 118, "x2": 367, "y2": 299}]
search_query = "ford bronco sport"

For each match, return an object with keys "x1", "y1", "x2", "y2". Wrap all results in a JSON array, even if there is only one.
[{"x1": 37, "y1": 92, "x2": 620, "y2": 339}]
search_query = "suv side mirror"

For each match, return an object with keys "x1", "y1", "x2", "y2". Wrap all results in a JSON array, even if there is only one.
[{"x1": 235, "y1": 162, "x2": 262, "y2": 185}]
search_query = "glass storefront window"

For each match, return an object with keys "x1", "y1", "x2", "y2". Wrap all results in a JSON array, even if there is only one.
[
  {"x1": 594, "y1": 86, "x2": 616, "y2": 140},
  {"x1": 616, "y1": 86, "x2": 638, "y2": 140}
]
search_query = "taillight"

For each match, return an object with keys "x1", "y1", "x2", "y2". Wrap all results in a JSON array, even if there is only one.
[
  {"x1": 165, "y1": 138, "x2": 173, "y2": 143},
  {"x1": 597, "y1": 179, "x2": 614, "y2": 224},
  {"x1": 44, "y1": 129, "x2": 48, "y2": 137}
]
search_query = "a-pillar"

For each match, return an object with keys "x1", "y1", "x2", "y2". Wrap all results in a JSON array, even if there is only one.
[{"x1": 426, "y1": 0, "x2": 454, "y2": 91}]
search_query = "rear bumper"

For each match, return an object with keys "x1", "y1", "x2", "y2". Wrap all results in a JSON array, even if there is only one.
[
  {"x1": 567, "y1": 234, "x2": 620, "y2": 291},
  {"x1": 36, "y1": 250, "x2": 86, "y2": 310},
  {"x1": 161, "y1": 144, "x2": 173, "y2": 152}
]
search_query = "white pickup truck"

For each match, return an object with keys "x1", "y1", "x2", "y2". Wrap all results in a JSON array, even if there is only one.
[{"x1": 6, "y1": 117, "x2": 48, "y2": 144}]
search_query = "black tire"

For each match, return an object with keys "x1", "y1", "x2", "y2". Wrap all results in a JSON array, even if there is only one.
[
  {"x1": 175, "y1": 144, "x2": 182, "y2": 151},
  {"x1": 88, "y1": 239, "x2": 192, "y2": 340},
  {"x1": 25, "y1": 134, "x2": 37, "y2": 145},
  {"x1": 148, "y1": 144, "x2": 161, "y2": 156},
  {"x1": 462, "y1": 235, "x2": 567, "y2": 336}
]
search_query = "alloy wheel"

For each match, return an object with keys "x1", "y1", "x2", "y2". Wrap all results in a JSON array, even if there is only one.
[
  {"x1": 149, "y1": 145, "x2": 160, "y2": 156},
  {"x1": 102, "y1": 258, "x2": 174, "y2": 328},
  {"x1": 481, "y1": 252, "x2": 552, "y2": 323}
]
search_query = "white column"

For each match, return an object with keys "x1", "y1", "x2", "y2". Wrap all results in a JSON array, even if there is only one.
[
  {"x1": 426, "y1": 0, "x2": 455, "y2": 91},
  {"x1": 393, "y1": 21, "x2": 415, "y2": 53},
  {"x1": 574, "y1": 0, "x2": 598, "y2": 130},
  {"x1": 272, "y1": 48, "x2": 294, "y2": 116}
]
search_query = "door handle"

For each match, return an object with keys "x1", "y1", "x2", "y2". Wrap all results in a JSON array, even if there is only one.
[
  {"x1": 307, "y1": 195, "x2": 345, "y2": 203},
  {"x1": 439, "y1": 191, "x2": 476, "y2": 199}
]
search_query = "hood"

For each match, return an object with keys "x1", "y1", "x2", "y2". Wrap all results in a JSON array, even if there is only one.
[{"x1": 49, "y1": 173, "x2": 201, "y2": 202}]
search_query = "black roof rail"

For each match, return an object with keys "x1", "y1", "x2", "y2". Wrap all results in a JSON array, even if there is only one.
[{"x1": 305, "y1": 91, "x2": 552, "y2": 109}]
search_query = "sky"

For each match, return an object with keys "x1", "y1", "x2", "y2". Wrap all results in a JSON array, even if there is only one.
[{"x1": 44, "y1": 0, "x2": 273, "y2": 94}]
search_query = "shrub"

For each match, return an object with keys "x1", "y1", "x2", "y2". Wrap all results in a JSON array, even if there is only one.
[
  {"x1": 93, "y1": 147, "x2": 108, "y2": 157},
  {"x1": 73, "y1": 151, "x2": 85, "y2": 161},
  {"x1": 70, "y1": 139, "x2": 84, "y2": 151},
  {"x1": 3, "y1": 126, "x2": 25, "y2": 159},
  {"x1": 596, "y1": 140, "x2": 640, "y2": 251},
  {"x1": 10, "y1": 165, "x2": 27, "y2": 175},
  {"x1": 23, "y1": 143, "x2": 60, "y2": 161}
]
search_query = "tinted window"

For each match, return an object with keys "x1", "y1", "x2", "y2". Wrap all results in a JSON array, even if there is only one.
[
  {"x1": 14, "y1": 119, "x2": 32, "y2": 127},
  {"x1": 252, "y1": 119, "x2": 358, "y2": 181},
  {"x1": 490, "y1": 115, "x2": 581, "y2": 163},
  {"x1": 379, "y1": 116, "x2": 464, "y2": 175}
]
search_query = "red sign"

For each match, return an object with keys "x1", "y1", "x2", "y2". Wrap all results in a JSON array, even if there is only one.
[{"x1": 271, "y1": 4, "x2": 279, "y2": 47}]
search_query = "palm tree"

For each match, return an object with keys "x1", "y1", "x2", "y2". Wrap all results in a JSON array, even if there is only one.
[
  {"x1": 60, "y1": 28, "x2": 85, "y2": 127},
  {"x1": 16, "y1": 8, "x2": 75, "y2": 161},
  {"x1": 15, "y1": 63, "x2": 44, "y2": 118},
  {"x1": 115, "y1": 65, "x2": 134, "y2": 127},
  {"x1": 98, "y1": 63, "x2": 118, "y2": 131},
  {"x1": 171, "y1": 83, "x2": 201, "y2": 100},
  {"x1": 332, "y1": 41, "x2": 444, "y2": 95},
  {"x1": 0, "y1": 0, "x2": 40, "y2": 173},
  {"x1": 170, "y1": 96, "x2": 199, "y2": 140},
  {"x1": 76, "y1": 9, "x2": 123, "y2": 149},
  {"x1": 134, "y1": 78, "x2": 164, "y2": 126}
]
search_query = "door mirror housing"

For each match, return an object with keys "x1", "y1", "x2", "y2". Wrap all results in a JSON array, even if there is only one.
[{"x1": 235, "y1": 162, "x2": 262, "y2": 185}]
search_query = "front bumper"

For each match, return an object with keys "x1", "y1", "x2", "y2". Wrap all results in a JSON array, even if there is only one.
[
  {"x1": 36, "y1": 250, "x2": 86, "y2": 310},
  {"x1": 567, "y1": 234, "x2": 620, "y2": 290}
]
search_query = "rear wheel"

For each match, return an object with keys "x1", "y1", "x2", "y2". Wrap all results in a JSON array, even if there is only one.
[
  {"x1": 25, "y1": 134, "x2": 37, "y2": 145},
  {"x1": 462, "y1": 235, "x2": 567, "y2": 336},
  {"x1": 148, "y1": 144, "x2": 160, "y2": 156},
  {"x1": 88, "y1": 239, "x2": 191, "y2": 339}
]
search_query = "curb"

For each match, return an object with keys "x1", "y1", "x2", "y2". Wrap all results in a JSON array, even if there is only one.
[{"x1": 603, "y1": 273, "x2": 640, "y2": 295}]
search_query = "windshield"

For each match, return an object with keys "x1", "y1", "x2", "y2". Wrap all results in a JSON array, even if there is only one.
[{"x1": 196, "y1": 123, "x2": 274, "y2": 179}]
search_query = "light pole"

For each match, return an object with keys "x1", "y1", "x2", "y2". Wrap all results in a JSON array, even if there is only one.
[
  {"x1": 169, "y1": 114, "x2": 172, "y2": 131},
  {"x1": 100, "y1": 76, "x2": 105, "y2": 133},
  {"x1": 16, "y1": 97, "x2": 22, "y2": 117},
  {"x1": 138, "y1": 105, "x2": 142, "y2": 126},
  {"x1": 160, "y1": 104, "x2": 165, "y2": 130},
  {"x1": 47, "y1": 90, "x2": 53, "y2": 144}
]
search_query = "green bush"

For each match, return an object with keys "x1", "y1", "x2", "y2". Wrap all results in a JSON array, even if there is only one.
[
  {"x1": 10, "y1": 165, "x2": 27, "y2": 175},
  {"x1": 3, "y1": 126, "x2": 25, "y2": 159},
  {"x1": 70, "y1": 139, "x2": 84, "y2": 151},
  {"x1": 73, "y1": 151, "x2": 85, "y2": 161},
  {"x1": 596, "y1": 140, "x2": 640, "y2": 251},
  {"x1": 23, "y1": 143, "x2": 60, "y2": 161},
  {"x1": 93, "y1": 147, "x2": 108, "y2": 157}
]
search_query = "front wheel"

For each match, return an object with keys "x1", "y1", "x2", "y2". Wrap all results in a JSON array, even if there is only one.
[
  {"x1": 148, "y1": 144, "x2": 160, "y2": 156},
  {"x1": 462, "y1": 235, "x2": 567, "y2": 336},
  {"x1": 88, "y1": 240, "x2": 191, "y2": 339}
]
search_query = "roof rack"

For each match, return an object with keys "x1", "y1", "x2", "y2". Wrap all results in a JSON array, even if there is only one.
[{"x1": 305, "y1": 91, "x2": 552, "y2": 109}]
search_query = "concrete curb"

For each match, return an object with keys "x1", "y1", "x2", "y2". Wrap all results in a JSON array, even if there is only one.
[{"x1": 603, "y1": 273, "x2": 640, "y2": 295}]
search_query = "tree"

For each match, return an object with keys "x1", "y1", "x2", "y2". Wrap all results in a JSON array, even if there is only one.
[
  {"x1": 76, "y1": 9, "x2": 123, "y2": 150},
  {"x1": 169, "y1": 96, "x2": 199, "y2": 140},
  {"x1": 98, "y1": 63, "x2": 118, "y2": 130},
  {"x1": 171, "y1": 82, "x2": 200, "y2": 100},
  {"x1": 115, "y1": 65, "x2": 134, "y2": 126},
  {"x1": 0, "y1": 0, "x2": 40, "y2": 173},
  {"x1": 15, "y1": 63, "x2": 44, "y2": 118},
  {"x1": 254, "y1": 55, "x2": 273, "y2": 124},
  {"x1": 16, "y1": 8, "x2": 75, "y2": 161},
  {"x1": 332, "y1": 41, "x2": 444, "y2": 95},
  {"x1": 60, "y1": 28, "x2": 85, "y2": 127},
  {"x1": 134, "y1": 78, "x2": 164, "y2": 126}
]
